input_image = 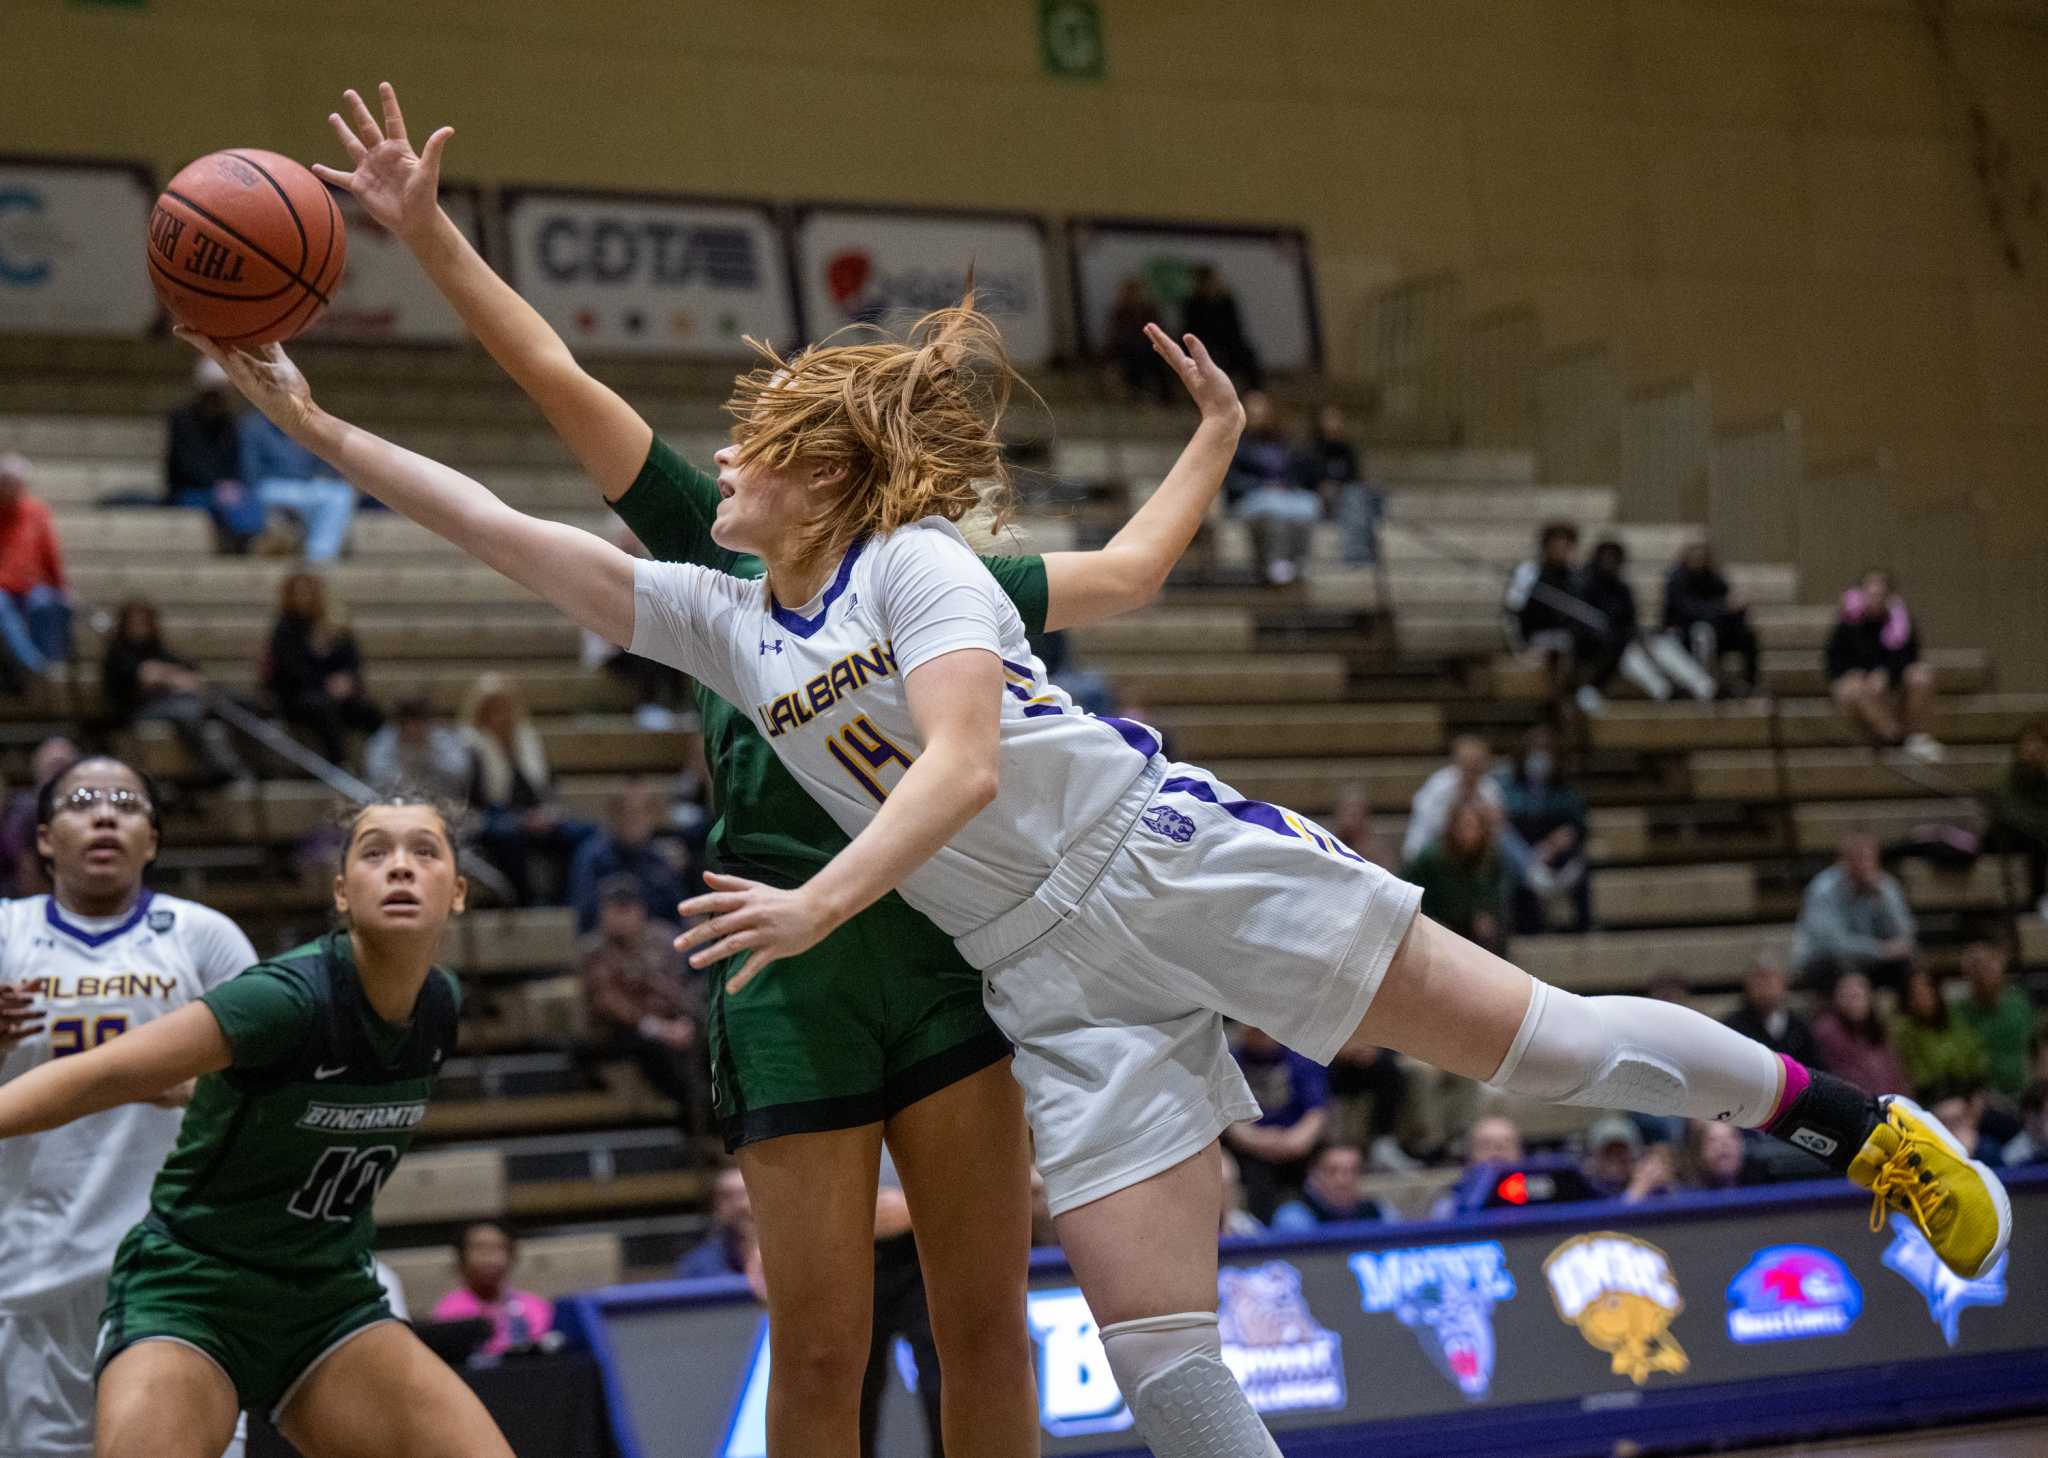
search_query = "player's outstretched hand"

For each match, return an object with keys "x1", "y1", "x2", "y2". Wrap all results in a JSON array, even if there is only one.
[
  {"x1": 175, "y1": 330, "x2": 319, "y2": 442},
  {"x1": 0, "y1": 984, "x2": 43, "y2": 1055},
  {"x1": 312, "y1": 82, "x2": 453, "y2": 246},
  {"x1": 1148, "y1": 323, "x2": 1244, "y2": 428},
  {"x1": 675, "y1": 872, "x2": 839, "y2": 995}
]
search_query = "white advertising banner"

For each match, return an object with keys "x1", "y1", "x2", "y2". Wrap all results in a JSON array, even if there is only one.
[
  {"x1": 304, "y1": 184, "x2": 487, "y2": 344},
  {"x1": 1071, "y1": 220, "x2": 1320, "y2": 371},
  {"x1": 792, "y1": 207, "x2": 1057, "y2": 365},
  {"x1": 502, "y1": 190, "x2": 794, "y2": 357},
  {"x1": 0, "y1": 159, "x2": 161, "y2": 336}
]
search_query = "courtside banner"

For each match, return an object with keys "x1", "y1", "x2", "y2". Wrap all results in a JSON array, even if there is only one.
[
  {"x1": 0, "y1": 157, "x2": 159, "y2": 336},
  {"x1": 501, "y1": 188, "x2": 795, "y2": 357},
  {"x1": 1070, "y1": 218, "x2": 1320, "y2": 371},
  {"x1": 791, "y1": 206, "x2": 1057, "y2": 366},
  {"x1": 304, "y1": 184, "x2": 486, "y2": 344}
]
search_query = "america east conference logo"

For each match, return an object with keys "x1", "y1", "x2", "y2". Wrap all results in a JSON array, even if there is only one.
[
  {"x1": 1725, "y1": 1246, "x2": 1862, "y2": 1343},
  {"x1": 1027, "y1": 1262, "x2": 1345, "y2": 1437},
  {"x1": 1350, "y1": 1241, "x2": 1514, "y2": 1401}
]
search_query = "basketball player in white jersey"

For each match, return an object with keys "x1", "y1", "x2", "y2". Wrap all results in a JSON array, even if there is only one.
[
  {"x1": 0, "y1": 756, "x2": 257, "y2": 1458},
  {"x1": 190, "y1": 311, "x2": 2007, "y2": 1458}
]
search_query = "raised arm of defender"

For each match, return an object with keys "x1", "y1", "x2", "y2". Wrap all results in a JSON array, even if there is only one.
[{"x1": 0, "y1": 1003, "x2": 229, "y2": 1141}]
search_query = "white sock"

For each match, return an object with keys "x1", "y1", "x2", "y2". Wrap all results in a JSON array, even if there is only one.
[{"x1": 1486, "y1": 980, "x2": 1784, "y2": 1127}]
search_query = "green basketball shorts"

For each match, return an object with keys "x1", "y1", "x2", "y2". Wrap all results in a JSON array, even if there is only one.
[
  {"x1": 710, "y1": 893, "x2": 1011, "y2": 1150},
  {"x1": 96, "y1": 1223, "x2": 395, "y2": 1420}
]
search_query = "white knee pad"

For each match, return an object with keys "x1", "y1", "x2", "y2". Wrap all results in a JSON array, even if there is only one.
[
  {"x1": 1099, "y1": 1313, "x2": 1282, "y2": 1458},
  {"x1": 1486, "y1": 981, "x2": 1781, "y2": 1125}
]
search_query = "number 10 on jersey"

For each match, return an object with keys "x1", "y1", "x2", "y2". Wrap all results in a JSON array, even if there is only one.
[{"x1": 827, "y1": 716, "x2": 915, "y2": 804}]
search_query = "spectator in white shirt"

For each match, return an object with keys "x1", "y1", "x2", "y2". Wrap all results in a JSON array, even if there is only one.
[{"x1": 1401, "y1": 735, "x2": 1504, "y2": 865}]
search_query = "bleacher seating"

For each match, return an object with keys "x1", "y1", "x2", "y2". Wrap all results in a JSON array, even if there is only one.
[{"x1": 6, "y1": 362, "x2": 2041, "y2": 1280}]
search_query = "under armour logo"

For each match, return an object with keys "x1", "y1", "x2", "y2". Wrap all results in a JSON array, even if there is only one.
[{"x1": 760, "y1": 639, "x2": 784, "y2": 655}]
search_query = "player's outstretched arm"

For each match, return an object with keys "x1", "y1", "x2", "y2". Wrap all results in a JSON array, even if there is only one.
[
  {"x1": 0, "y1": 1003, "x2": 230, "y2": 1140},
  {"x1": 677, "y1": 648, "x2": 1003, "y2": 994},
  {"x1": 313, "y1": 82, "x2": 654, "y2": 500},
  {"x1": 1039, "y1": 327, "x2": 1244, "y2": 631},
  {"x1": 181, "y1": 332, "x2": 638, "y2": 648}
]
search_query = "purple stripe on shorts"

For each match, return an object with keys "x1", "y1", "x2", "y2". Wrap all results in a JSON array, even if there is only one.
[
  {"x1": 1158, "y1": 774, "x2": 1367, "y2": 862},
  {"x1": 1098, "y1": 715, "x2": 1162, "y2": 757}
]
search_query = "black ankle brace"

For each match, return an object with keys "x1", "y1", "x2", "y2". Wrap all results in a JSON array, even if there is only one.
[{"x1": 1765, "y1": 1071, "x2": 1882, "y2": 1173}]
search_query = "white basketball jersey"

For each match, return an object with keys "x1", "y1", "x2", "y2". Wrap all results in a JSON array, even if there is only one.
[
  {"x1": 0, "y1": 891, "x2": 256, "y2": 1303},
  {"x1": 632, "y1": 519, "x2": 1157, "y2": 935}
]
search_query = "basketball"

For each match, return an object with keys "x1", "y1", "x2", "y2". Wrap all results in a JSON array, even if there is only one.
[{"x1": 146, "y1": 149, "x2": 346, "y2": 345}]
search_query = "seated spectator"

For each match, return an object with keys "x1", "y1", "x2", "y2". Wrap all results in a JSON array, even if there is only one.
[
  {"x1": 2002, "y1": 1081, "x2": 2047, "y2": 1167},
  {"x1": 1225, "y1": 392, "x2": 1320, "y2": 586},
  {"x1": 1892, "y1": 968, "x2": 1989, "y2": 1100},
  {"x1": 1270, "y1": 1143, "x2": 1392, "y2": 1230},
  {"x1": 0, "y1": 454, "x2": 71, "y2": 690},
  {"x1": 1328, "y1": 783, "x2": 1394, "y2": 870},
  {"x1": 430, "y1": 1222, "x2": 554, "y2": 1357},
  {"x1": 1107, "y1": 276, "x2": 1172, "y2": 404},
  {"x1": 1791, "y1": 831, "x2": 1916, "y2": 990},
  {"x1": 1663, "y1": 542, "x2": 1760, "y2": 697},
  {"x1": 1926, "y1": 1081, "x2": 2006, "y2": 1170},
  {"x1": 1300, "y1": 404, "x2": 1381, "y2": 567},
  {"x1": 1504, "y1": 522, "x2": 1585, "y2": 674},
  {"x1": 1581, "y1": 1115, "x2": 1648, "y2": 1199},
  {"x1": 1223, "y1": 1024, "x2": 1330, "y2": 1221},
  {"x1": 1674, "y1": 1119, "x2": 1760, "y2": 1193},
  {"x1": 362, "y1": 696, "x2": 472, "y2": 802},
  {"x1": 100, "y1": 599, "x2": 250, "y2": 787},
  {"x1": 1181, "y1": 264, "x2": 1261, "y2": 388},
  {"x1": 1721, "y1": 962, "x2": 1819, "y2": 1067},
  {"x1": 266, "y1": 572, "x2": 384, "y2": 765},
  {"x1": 1422, "y1": 1110, "x2": 1528, "y2": 1218},
  {"x1": 0, "y1": 734, "x2": 78, "y2": 895},
  {"x1": 1401, "y1": 734, "x2": 1504, "y2": 866},
  {"x1": 1402, "y1": 798, "x2": 1506, "y2": 954},
  {"x1": 1984, "y1": 719, "x2": 2048, "y2": 920},
  {"x1": 1494, "y1": 725, "x2": 1590, "y2": 934},
  {"x1": 1812, "y1": 970, "x2": 1910, "y2": 1096},
  {"x1": 578, "y1": 875, "x2": 708, "y2": 1134},
  {"x1": 1217, "y1": 1150, "x2": 1265, "y2": 1240},
  {"x1": 238, "y1": 409, "x2": 359, "y2": 563},
  {"x1": 676, "y1": 1165, "x2": 753, "y2": 1278},
  {"x1": 1577, "y1": 538, "x2": 1716, "y2": 710},
  {"x1": 461, "y1": 672, "x2": 597, "y2": 905},
  {"x1": 164, "y1": 356, "x2": 264, "y2": 548},
  {"x1": 569, "y1": 780, "x2": 692, "y2": 935},
  {"x1": 1955, "y1": 940, "x2": 2033, "y2": 1099},
  {"x1": 1826, "y1": 569, "x2": 1942, "y2": 761},
  {"x1": 1326, "y1": 1035, "x2": 1413, "y2": 1171}
]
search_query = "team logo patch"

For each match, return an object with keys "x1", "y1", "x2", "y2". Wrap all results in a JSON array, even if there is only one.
[
  {"x1": 1544, "y1": 1233, "x2": 1689, "y2": 1385},
  {"x1": 1881, "y1": 1213, "x2": 2007, "y2": 1347},
  {"x1": 1726, "y1": 1245, "x2": 1862, "y2": 1343},
  {"x1": 1140, "y1": 804, "x2": 1197, "y2": 844},
  {"x1": 1351, "y1": 1241, "x2": 1514, "y2": 1400},
  {"x1": 1216, "y1": 1262, "x2": 1346, "y2": 1414},
  {"x1": 146, "y1": 909, "x2": 175, "y2": 933}
]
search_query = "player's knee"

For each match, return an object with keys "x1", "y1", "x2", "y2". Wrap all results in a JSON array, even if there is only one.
[
  {"x1": 1100, "y1": 1313, "x2": 1277, "y2": 1457},
  {"x1": 767, "y1": 1323, "x2": 868, "y2": 1404},
  {"x1": 1485, "y1": 983, "x2": 1689, "y2": 1114},
  {"x1": 931, "y1": 1300, "x2": 1031, "y2": 1384}
]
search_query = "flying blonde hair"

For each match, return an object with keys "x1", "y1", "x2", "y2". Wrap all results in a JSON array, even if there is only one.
[{"x1": 724, "y1": 296, "x2": 1025, "y2": 576}]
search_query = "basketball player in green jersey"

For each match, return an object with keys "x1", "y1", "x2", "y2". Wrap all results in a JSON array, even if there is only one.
[
  {"x1": 315, "y1": 83, "x2": 1240, "y2": 1455},
  {"x1": 0, "y1": 797, "x2": 516, "y2": 1458}
]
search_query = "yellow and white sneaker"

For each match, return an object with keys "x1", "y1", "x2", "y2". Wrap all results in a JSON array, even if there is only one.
[{"x1": 1848, "y1": 1095, "x2": 2012, "y2": 1280}]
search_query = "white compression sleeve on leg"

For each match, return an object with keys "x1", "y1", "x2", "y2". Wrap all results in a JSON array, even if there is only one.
[
  {"x1": 1485, "y1": 980, "x2": 1784, "y2": 1127},
  {"x1": 1099, "y1": 1313, "x2": 1283, "y2": 1458}
]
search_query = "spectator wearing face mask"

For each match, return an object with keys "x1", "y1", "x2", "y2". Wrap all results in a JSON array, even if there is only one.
[{"x1": 1494, "y1": 725, "x2": 1590, "y2": 934}]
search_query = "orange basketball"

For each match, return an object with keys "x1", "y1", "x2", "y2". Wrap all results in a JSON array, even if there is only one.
[{"x1": 146, "y1": 149, "x2": 346, "y2": 345}]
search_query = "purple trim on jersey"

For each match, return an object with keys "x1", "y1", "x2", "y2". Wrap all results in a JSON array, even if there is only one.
[
  {"x1": 769, "y1": 539, "x2": 866, "y2": 640},
  {"x1": 1005, "y1": 683, "x2": 1034, "y2": 702},
  {"x1": 1023, "y1": 704, "x2": 1064, "y2": 718},
  {"x1": 1158, "y1": 776, "x2": 1366, "y2": 861},
  {"x1": 1000, "y1": 657, "x2": 1038, "y2": 682},
  {"x1": 1098, "y1": 715, "x2": 1161, "y2": 757},
  {"x1": 45, "y1": 889, "x2": 156, "y2": 949}
]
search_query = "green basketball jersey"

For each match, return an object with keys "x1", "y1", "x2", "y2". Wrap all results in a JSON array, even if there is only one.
[
  {"x1": 611, "y1": 436, "x2": 1051, "y2": 888},
  {"x1": 145, "y1": 930, "x2": 459, "y2": 1275}
]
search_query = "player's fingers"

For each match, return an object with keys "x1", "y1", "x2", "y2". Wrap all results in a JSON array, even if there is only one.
[
  {"x1": 701, "y1": 871, "x2": 762, "y2": 891},
  {"x1": 724, "y1": 951, "x2": 780, "y2": 995},
  {"x1": 1146, "y1": 322, "x2": 1190, "y2": 368},
  {"x1": 343, "y1": 89, "x2": 386, "y2": 149},
  {"x1": 1182, "y1": 332, "x2": 1220, "y2": 372},
  {"x1": 171, "y1": 327, "x2": 229, "y2": 368},
  {"x1": 692, "y1": 929, "x2": 758, "y2": 970},
  {"x1": 419, "y1": 126, "x2": 455, "y2": 175},
  {"x1": 327, "y1": 113, "x2": 368, "y2": 163},
  {"x1": 676, "y1": 889, "x2": 750, "y2": 921},
  {"x1": 309, "y1": 163, "x2": 355, "y2": 190},
  {"x1": 378, "y1": 81, "x2": 408, "y2": 143}
]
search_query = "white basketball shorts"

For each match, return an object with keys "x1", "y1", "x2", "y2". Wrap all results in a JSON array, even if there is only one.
[
  {"x1": 0, "y1": 1279, "x2": 103, "y2": 1458},
  {"x1": 955, "y1": 759, "x2": 1423, "y2": 1216}
]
